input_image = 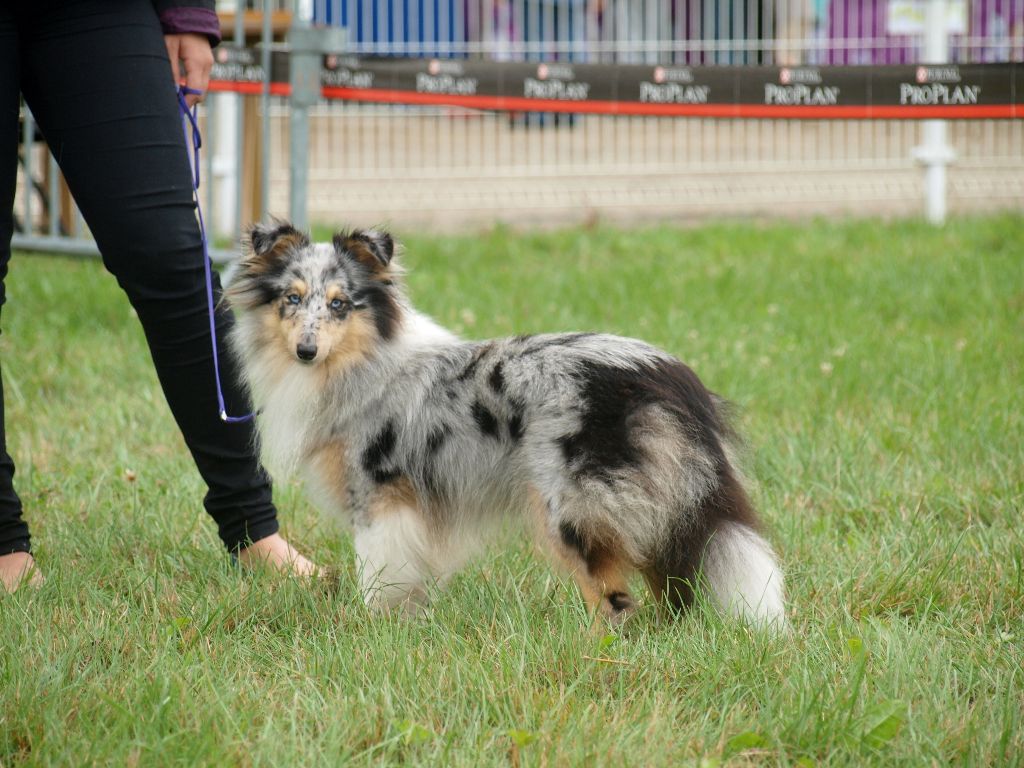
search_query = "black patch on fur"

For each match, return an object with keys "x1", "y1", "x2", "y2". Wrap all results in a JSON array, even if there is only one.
[
  {"x1": 508, "y1": 413, "x2": 524, "y2": 443},
  {"x1": 371, "y1": 468, "x2": 402, "y2": 485},
  {"x1": 418, "y1": 427, "x2": 451, "y2": 501},
  {"x1": 559, "y1": 521, "x2": 589, "y2": 561},
  {"x1": 352, "y1": 285, "x2": 400, "y2": 341},
  {"x1": 488, "y1": 362, "x2": 505, "y2": 394},
  {"x1": 558, "y1": 358, "x2": 727, "y2": 482},
  {"x1": 471, "y1": 401, "x2": 499, "y2": 439},
  {"x1": 457, "y1": 344, "x2": 491, "y2": 382},
  {"x1": 560, "y1": 521, "x2": 632, "y2": 578},
  {"x1": 426, "y1": 425, "x2": 450, "y2": 456},
  {"x1": 514, "y1": 333, "x2": 597, "y2": 357},
  {"x1": 607, "y1": 591, "x2": 634, "y2": 613},
  {"x1": 234, "y1": 263, "x2": 294, "y2": 308},
  {"x1": 361, "y1": 420, "x2": 398, "y2": 483},
  {"x1": 507, "y1": 397, "x2": 526, "y2": 443},
  {"x1": 244, "y1": 284, "x2": 278, "y2": 307}
]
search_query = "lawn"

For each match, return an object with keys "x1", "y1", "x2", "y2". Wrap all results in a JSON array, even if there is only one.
[{"x1": 1, "y1": 214, "x2": 1021, "y2": 766}]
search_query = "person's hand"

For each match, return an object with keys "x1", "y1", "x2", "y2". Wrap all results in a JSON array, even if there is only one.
[{"x1": 164, "y1": 33, "x2": 214, "y2": 107}]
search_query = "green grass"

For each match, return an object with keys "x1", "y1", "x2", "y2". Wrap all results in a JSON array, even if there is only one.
[{"x1": 2, "y1": 214, "x2": 1022, "y2": 766}]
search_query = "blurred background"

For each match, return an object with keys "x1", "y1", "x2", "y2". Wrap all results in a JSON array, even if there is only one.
[{"x1": 13, "y1": 0, "x2": 1024, "y2": 248}]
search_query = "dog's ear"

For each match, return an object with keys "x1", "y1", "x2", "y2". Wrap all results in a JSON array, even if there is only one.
[
  {"x1": 244, "y1": 220, "x2": 310, "y2": 269},
  {"x1": 333, "y1": 229, "x2": 395, "y2": 274}
]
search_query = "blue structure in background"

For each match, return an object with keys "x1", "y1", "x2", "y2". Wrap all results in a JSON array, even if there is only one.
[
  {"x1": 314, "y1": 1, "x2": 469, "y2": 57},
  {"x1": 313, "y1": 1, "x2": 586, "y2": 62},
  {"x1": 315, "y1": 1, "x2": 583, "y2": 126}
]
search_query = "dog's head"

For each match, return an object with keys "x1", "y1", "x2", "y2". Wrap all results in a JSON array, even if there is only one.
[{"x1": 226, "y1": 220, "x2": 403, "y2": 368}]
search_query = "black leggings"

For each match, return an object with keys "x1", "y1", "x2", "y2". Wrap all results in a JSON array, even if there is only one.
[{"x1": 0, "y1": 1, "x2": 279, "y2": 554}]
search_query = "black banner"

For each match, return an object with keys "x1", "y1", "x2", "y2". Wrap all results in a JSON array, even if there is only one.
[{"x1": 210, "y1": 48, "x2": 1021, "y2": 119}]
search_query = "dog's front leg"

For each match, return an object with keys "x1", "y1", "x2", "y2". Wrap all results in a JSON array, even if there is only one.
[{"x1": 353, "y1": 481, "x2": 435, "y2": 617}]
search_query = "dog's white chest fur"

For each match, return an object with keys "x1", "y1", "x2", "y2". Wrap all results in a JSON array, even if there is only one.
[{"x1": 250, "y1": 356, "x2": 322, "y2": 480}]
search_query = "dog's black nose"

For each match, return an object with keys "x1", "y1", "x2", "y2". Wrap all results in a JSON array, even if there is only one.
[{"x1": 296, "y1": 342, "x2": 317, "y2": 361}]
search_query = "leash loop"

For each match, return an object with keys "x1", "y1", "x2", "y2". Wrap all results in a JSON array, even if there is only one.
[{"x1": 177, "y1": 86, "x2": 254, "y2": 423}]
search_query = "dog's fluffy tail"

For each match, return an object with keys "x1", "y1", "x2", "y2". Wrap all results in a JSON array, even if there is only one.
[
  {"x1": 650, "y1": 469, "x2": 786, "y2": 631},
  {"x1": 700, "y1": 521, "x2": 786, "y2": 630}
]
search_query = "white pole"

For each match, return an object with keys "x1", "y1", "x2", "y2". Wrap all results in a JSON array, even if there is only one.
[
  {"x1": 211, "y1": 0, "x2": 245, "y2": 237},
  {"x1": 213, "y1": 92, "x2": 237, "y2": 237},
  {"x1": 917, "y1": 0, "x2": 954, "y2": 225}
]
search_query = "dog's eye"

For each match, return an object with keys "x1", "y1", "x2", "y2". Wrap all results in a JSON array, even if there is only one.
[
  {"x1": 286, "y1": 294, "x2": 301, "y2": 305},
  {"x1": 330, "y1": 298, "x2": 345, "y2": 311}
]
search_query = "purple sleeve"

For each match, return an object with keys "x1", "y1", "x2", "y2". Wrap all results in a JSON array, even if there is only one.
[{"x1": 158, "y1": 7, "x2": 222, "y2": 46}]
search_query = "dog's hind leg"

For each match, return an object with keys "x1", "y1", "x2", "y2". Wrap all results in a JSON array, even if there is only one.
[
  {"x1": 354, "y1": 479, "x2": 437, "y2": 616},
  {"x1": 528, "y1": 487, "x2": 637, "y2": 625}
]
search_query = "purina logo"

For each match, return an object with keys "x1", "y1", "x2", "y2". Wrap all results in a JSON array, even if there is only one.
[
  {"x1": 641, "y1": 68, "x2": 709, "y2": 104},
  {"x1": 525, "y1": 63, "x2": 589, "y2": 100},
  {"x1": 416, "y1": 59, "x2": 477, "y2": 95},
  {"x1": 536, "y1": 63, "x2": 575, "y2": 81},
  {"x1": 779, "y1": 67, "x2": 822, "y2": 85},
  {"x1": 765, "y1": 70, "x2": 838, "y2": 106},
  {"x1": 427, "y1": 59, "x2": 465, "y2": 76},
  {"x1": 216, "y1": 47, "x2": 255, "y2": 65},
  {"x1": 900, "y1": 82, "x2": 979, "y2": 105},
  {"x1": 903, "y1": 64, "x2": 977, "y2": 105},
  {"x1": 916, "y1": 65, "x2": 961, "y2": 83},
  {"x1": 321, "y1": 55, "x2": 374, "y2": 88},
  {"x1": 324, "y1": 55, "x2": 361, "y2": 71},
  {"x1": 653, "y1": 66, "x2": 694, "y2": 84},
  {"x1": 211, "y1": 46, "x2": 263, "y2": 83},
  {"x1": 321, "y1": 66, "x2": 373, "y2": 89}
]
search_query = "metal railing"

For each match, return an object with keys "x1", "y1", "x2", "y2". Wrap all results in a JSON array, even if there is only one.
[{"x1": 12, "y1": 0, "x2": 1024, "y2": 258}]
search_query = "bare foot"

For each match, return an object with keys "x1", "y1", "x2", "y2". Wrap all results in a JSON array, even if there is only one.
[
  {"x1": 236, "y1": 533, "x2": 319, "y2": 577},
  {"x1": 0, "y1": 551, "x2": 43, "y2": 593}
]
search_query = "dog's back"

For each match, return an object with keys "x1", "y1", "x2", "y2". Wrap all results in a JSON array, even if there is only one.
[{"x1": 438, "y1": 332, "x2": 785, "y2": 627}]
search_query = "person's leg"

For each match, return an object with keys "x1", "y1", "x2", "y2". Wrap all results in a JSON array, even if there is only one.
[
  {"x1": 0, "y1": 5, "x2": 41, "y2": 592},
  {"x1": 0, "y1": 366, "x2": 36, "y2": 591},
  {"x1": 16, "y1": 0, "x2": 314, "y2": 570}
]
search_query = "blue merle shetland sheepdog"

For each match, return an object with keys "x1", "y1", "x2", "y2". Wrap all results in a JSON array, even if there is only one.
[{"x1": 226, "y1": 222, "x2": 786, "y2": 628}]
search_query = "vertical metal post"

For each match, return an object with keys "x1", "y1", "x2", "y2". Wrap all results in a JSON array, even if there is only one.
[
  {"x1": 47, "y1": 141, "x2": 60, "y2": 237},
  {"x1": 234, "y1": 2, "x2": 245, "y2": 235},
  {"x1": 260, "y1": 0, "x2": 273, "y2": 219},
  {"x1": 289, "y1": 3, "x2": 312, "y2": 230},
  {"x1": 288, "y1": 6, "x2": 345, "y2": 231},
  {"x1": 21, "y1": 107, "x2": 33, "y2": 235}
]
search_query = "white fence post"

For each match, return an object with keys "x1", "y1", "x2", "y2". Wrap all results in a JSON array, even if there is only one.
[{"x1": 913, "y1": 0, "x2": 957, "y2": 225}]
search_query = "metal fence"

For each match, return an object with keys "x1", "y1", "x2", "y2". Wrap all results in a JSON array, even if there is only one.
[{"x1": 13, "y1": 0, "x2": 1024, "y2": 256}]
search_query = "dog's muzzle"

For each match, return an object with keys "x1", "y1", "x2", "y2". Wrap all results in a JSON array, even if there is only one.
[{"x1": 296, "y1": 340, "x2": 318, "y2": 362}]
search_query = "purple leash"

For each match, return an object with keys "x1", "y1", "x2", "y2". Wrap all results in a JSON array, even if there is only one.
[{"x1": 177, "y1": 85, "x2": 254, "y2": 423}]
